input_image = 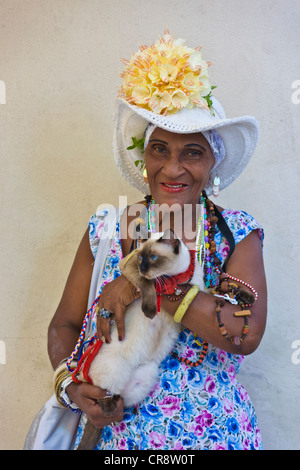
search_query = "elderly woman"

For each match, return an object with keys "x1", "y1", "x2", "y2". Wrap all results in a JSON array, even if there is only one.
[{"x1": 45, "y1": 32, "x2": 267, "y2": 450}]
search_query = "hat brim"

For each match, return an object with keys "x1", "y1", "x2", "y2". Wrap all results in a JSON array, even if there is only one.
[{"x1": 113, "y1": 98, "x2": 259, "y2": 196}]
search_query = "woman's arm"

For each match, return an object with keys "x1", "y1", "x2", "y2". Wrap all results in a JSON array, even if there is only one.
[
  {"x1": 161, "y1": 230, "x2": 267, "y2": 355},
  {"x1": 47, "y1": 228, "x2": 124, "y2": 428},
  {"x1": 48, "y1": 228, "x2": 94, "y2": 370}
]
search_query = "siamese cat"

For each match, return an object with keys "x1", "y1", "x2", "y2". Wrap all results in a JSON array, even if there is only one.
[{"x1": 76, "y1": 229, "x2": 204, "y2": 450}]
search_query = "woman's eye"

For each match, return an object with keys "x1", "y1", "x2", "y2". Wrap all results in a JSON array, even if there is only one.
[
  {"x1": 184, "y1": 149, "x2": 202, "y2": 158},
  {"x1": 153, "y1": 145, "x2": 166, "y2": 153},
  {"x1": 151, "y1": 254, "x2": 158, "y2": 261}
]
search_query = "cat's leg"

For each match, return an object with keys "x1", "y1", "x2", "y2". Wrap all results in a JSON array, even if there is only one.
[
  {"x1": 139, "y1": 279, "x2": 157, "y2": 319},
  {"x1": 120, "y1": 250, "x2": 157, "y2": 318}
]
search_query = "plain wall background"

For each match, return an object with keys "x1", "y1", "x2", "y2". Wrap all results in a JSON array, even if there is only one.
[{"x1": 0, "y1": 0, "x2": 299, "y2": 450}]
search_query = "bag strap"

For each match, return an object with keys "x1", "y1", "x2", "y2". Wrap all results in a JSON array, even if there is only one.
[
  {"x1": 85, "y1": 207, "x2": 118, "y2": 340},
  {"x1": 213, "y1": 204, "x2": 235, "y2": 271},
  {"x1": 87, "y1": 207, "x2": 118, "y2": 309}
]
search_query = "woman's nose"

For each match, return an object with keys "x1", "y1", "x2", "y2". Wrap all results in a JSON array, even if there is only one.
[{"x1": 162, "y1": 154, "x2": 185, "y2": 178}]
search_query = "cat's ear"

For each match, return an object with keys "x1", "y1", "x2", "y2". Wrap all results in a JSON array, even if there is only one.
[
  {"x1": 171, "y1": 237, "x2": 180, "y2": 254},
  {"x1": 160, "y1": 228, "x2": 177, "y2": 240},
  {"x1": 158, "y1": 229, "x2": 180, "y2": 254},
  {"x1": 139, "y1": 231, "x2": 152, "y2": 244}
]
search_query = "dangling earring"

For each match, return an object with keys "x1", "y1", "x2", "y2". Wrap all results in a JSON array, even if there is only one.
[
  {"x1": 212, "y1": 176, "x2": 220, "y2": 197},
  {"x1": 143, "y1": 168, "x2": 148, "y2": 183}
]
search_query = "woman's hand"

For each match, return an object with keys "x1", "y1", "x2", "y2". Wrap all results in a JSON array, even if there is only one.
[
  {"x1": 97, "y1": 274, "x2": 140, "y2": 343},
  {"x1": 67, "y1": 382, "x2": 124, "y2": 429}
]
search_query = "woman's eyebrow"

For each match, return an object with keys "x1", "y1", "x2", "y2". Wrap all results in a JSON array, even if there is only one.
[
  {"x1": 149, "y1": 139, "x2": 207, "y2": 152},
  {"x1": 184, "y1": 143, "x2": 207, "y2": 152},
  {"x1": 149, "y1": 139, "x2": 168, "y2": 145}
]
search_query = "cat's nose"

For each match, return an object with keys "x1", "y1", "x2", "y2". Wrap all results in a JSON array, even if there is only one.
[{"x1": 139, "y1": 259, "x2": 149, "y2": 274}]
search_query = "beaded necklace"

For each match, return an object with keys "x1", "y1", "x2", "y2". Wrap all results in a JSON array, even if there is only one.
[
  {"x1": 146, "y1": 195, "x2": 205, "y2": 246},
  {"x1": 67, "y1": 194, "x2": 218, "y2": 374},
  {"x1": 202, "y1": 191, "x2": 221, "y2": 288},
  {"x1": 143, "y1": 193, "x2": 220, "y2": 367},
  {"x1": 195, "y1": 196, "x2": 205, "y2": 265},
  {"x1": 145, "y1": 193, "x2": 218, "y2": 289},
  {"x1": 148, "y1": 198, "x2": 157, "y2": 233}
]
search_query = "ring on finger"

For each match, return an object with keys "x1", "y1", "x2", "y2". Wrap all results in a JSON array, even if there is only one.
[{"x1": 97, "y1": 307, "x2": 111, "y2": 319}]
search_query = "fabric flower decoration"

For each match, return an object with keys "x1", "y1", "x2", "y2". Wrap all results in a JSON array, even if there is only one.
[{"x1": 119, "y1": 30, "x2": 213, "y2": 115}]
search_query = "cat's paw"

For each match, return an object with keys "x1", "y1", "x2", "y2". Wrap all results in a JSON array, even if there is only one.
[
  {"x1": 97, "y1": 394, "x2": 120, "y2": 417},
  {"x1": 142, "y1": 300, "x2": 157, "y2": 319}
]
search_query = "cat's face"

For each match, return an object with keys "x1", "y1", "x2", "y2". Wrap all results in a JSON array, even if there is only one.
[{"x1": 138, "y1": 230, "x2": 189, "y2": 279}]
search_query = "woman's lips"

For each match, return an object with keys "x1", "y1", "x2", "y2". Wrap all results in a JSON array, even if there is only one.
[{"x1": 159, "y1": 182, "x2": 188, "y2": 193}]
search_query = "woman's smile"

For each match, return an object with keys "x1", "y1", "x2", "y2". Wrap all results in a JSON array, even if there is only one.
[{"x1": 160, "y1": 182, "x2": 189, "y2": 193}]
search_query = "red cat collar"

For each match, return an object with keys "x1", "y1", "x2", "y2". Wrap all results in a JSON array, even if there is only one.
[{"x1": 155, "y1": 250, "x2": 196, "y2": 312}]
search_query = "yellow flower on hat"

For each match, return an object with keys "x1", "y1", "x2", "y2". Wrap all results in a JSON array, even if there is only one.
[
  {"x1": 119, "y1": 30, "x2": 213, "y2": 115},
  {"x1": 159, "y1": 63, "x2": 179, "y2": 83},
  {"x1": 132, "y1": 85, "x2": 155, "y2": 105},
  {"x1": 149, "y1": 90, "x2": 172, "y2": 114},
  {"x1": 171, "y1": 90, "x2": 189, "y2": 110}
]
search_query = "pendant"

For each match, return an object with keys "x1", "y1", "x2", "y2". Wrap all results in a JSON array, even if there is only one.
[{"x1": 174, "y1": 287, "x2": 182, "y2": 296}]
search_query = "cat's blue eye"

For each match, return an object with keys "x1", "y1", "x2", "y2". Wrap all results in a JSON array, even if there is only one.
[
  {"x1": 151, "y1": 254, "x2": 158, "y2": 261},
  {"x1": 138, "y1": 255, "x2": 143, "y2": 260}
]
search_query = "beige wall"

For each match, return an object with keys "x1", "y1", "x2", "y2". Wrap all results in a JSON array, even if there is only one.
[{"x1": 1, "y1": 0, "x2": 299, "y2": 450}]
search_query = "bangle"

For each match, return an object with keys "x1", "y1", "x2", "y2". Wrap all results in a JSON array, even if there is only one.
[
  {"x1": 59, "y1": 376, "x2": 80, "y2": 411},
  {"x1": 53, "y1": 359, "x2": 80, "y2": 412},
  {"x1": 173, "y1": 285, "x2": 200, "y2": 323}
]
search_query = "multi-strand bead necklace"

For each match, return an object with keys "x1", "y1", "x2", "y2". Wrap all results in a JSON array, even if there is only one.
[
  {"x1": 143, "y1": 192, "x2": 221, "y2": 367},
  {"x1": 144, "y1": 191, "x2": 219, "y2": 290},
  {"x1": 144, "y1": 194, "x2": 258, "y2": 354}
]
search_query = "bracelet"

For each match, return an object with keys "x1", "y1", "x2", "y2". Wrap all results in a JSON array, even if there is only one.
[
  {"x1": 216, "y1": 273, "x2": 258, "y2": 307},
  {"x1": 173, "y1": 285, "x2": 200, "y2": 323},
  {"x1": 213, "y1": 295, "x2": 252, "y2": 346},
  {"x1": 212, "y1": 272, "x2": 257, "y2": 345},
  {"x1": 53, "y1": 359, "x2": 80, "y2": 411},
  {"x1": 59, "y1": 376, "x2": 80, "y2": 411}
]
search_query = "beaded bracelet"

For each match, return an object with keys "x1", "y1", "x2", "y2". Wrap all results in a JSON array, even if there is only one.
[
  {"x1": 214, "y1": 296, "x2": 251, "y2": 346},
  {"x1": 212, "y1": 273, "x2": 256, "y2": 346},
  {"x1": 216, "y1": 273, "x2": 258, "y2": 307},
  {"x1": 173, "y1": 285, "x2": 200, "y2": 323}
]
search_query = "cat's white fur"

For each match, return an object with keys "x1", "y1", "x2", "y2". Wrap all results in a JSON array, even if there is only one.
[{"x1": 81, "y1": 234, "x2": 204, "y2": 407}]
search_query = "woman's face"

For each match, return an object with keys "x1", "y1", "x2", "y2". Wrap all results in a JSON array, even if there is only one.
[{"x1": 144, "y1": 128, "x2": 215, "y2": 207}]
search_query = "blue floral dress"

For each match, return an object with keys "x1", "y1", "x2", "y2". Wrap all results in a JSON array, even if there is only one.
[{"x1": 74, "y1": 208, "x2": 264, "y2": 450}]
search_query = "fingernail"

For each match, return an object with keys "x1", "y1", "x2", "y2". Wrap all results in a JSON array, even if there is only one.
[{"x1": 118, "y1": 335, "x2": 123, "y2": 342}]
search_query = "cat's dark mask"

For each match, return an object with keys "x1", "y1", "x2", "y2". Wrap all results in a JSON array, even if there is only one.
[{"x1": 157, "y1": 229, "x2": 181, "y2": 255}]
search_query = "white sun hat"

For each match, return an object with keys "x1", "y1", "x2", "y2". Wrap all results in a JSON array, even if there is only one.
[{"x1": 113, "y1": 32, "x2": 260, "y2": 196}]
